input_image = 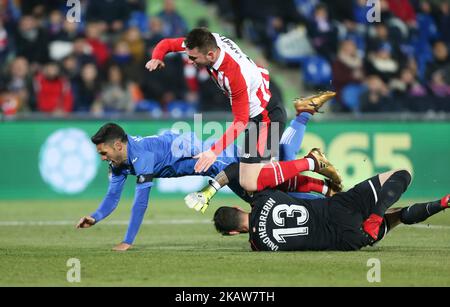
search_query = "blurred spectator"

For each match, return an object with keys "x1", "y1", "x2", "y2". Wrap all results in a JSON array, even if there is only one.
[
  {"x1": 34, "y1": 62, "x2": 73, "y2": 115},
  {"x1": 306, "y1": 4, "x2": 338, "y2": 61},
  {"x1": 353, "y1": 0, "x2": 371, "y2": 25},
  {"x1": 93, "y1": 65, "x2": 135, "y2": 114},
  {"x1": 14, "y1": 15, "x2": 49, "y2": 65},
  {"x1": 61, "y1": 55, "x2": 79, "y2": 82},
  {"x1": 110, "y1": 40, "x2": 144, "y2": 84},
  {"x1": 85, "y1": 22, "x2": 110, "y2": 68},
  {"x1": 438, "y1": 2, "x2": 450, "y2": 44},
  {"x1": 425, "y1": 41, "x2": 450, "y2": 82},
  {"x1": 48, "y1": 11, "x2": 74, "y2": 62},
  {"x1": 47, "y1": 10, "x2": 64, "y2": 42},
  {"x1": 58, "y1": 20, "x2": 82, "y2": 42},
  {"x1": 122, "y1": 26, "x2": 146, "y2": 64},
  {"x1": 71, "y1": 36, "x2": 96, "y2": 69},
  {"x1": 322, "y1": 0, "x2": 354, "y2": 22},
  {"x1": 86, "y1": 0, "x2": 130, "y2": 33},
  {"x1": 0, "y1": 57, "x2": 34, "y2": 114},
  {"x1": 365, "y1": 42, "x2": 401, "y2": 83},
  {"x1": 332, "y1": 40, "x2": 364, "y2": 106},
  {"x1": 0, "y1": 0, "x2": 21, "y2": 31},
  {"x1": 391, "y1": 67, "x2": 430, "y2": 111},
  {"x1": 20, "y1": 0, "x2": 61, "y2": 16},
  {"x1": 157, "y1": 0, "x2": 188, "y2": 38},
  {"x1": 387, "y1": 0, "x2": 417, "y2": 27},
  {"x1": 0, "y1": 20, "x2": 9, "y2": 65},
  {"x1": 366, "y1": 23, "x2": 402, "y2": 60},
  {"x1": 429, "y1": 70, "x2": 450, "y2": 98},
  {"x1": 146, "y1": 17, "x2": 165, "y2": 48},
  {"x1": 295, "y1": 0, "x2": 320, "y2": 22},
  {"x1": 72, "y1": 63, "x2": 100, "y2": 112},
  {"x1": 360, "y1": 75, "x2": 397, "y2": 112},
  {"x1": 127, "y1": 0, "x2": 147, "y2": 12},
  {"x1": 415, "y1": 0, "x2": 439, "y2": 43}
]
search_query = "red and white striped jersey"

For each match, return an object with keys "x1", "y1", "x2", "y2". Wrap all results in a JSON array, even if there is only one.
[{"x1": 151, "y1": 34, "x2": 272, "y2": 155}]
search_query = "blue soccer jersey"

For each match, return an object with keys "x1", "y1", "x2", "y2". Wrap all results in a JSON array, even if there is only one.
[{"x1": 91, "y1": 131, "x2": 239, "y2": 244}]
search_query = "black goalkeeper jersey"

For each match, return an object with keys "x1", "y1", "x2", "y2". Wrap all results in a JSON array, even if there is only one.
[{"x1": 248, "y1": 190, "x2": 339, "y2": 251}]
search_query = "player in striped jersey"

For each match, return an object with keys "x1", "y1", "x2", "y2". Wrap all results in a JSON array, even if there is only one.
[{"x1": 146, "y1": 28, "x2": 337, "y2": 213}]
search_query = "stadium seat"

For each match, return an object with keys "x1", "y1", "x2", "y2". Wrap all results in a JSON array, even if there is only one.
[
  {"x1": 301, "y1": 56, "x2": 332, "y2": 87},
  {"x1": 135, "y1": 100, "x2": 163, "y2": 118},
  {"x1": 341, "y1": 84, "x2": 367, "y2": 112}
]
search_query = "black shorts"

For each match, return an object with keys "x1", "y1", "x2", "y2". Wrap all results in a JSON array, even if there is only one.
[
  {"x1": 240, "y1": 95, "x2": 287, "y2": 164},
  {"x1": 329, "y1": 175, "x2": 383, "y2": 251}
]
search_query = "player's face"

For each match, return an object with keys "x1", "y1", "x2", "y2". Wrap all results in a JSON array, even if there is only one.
[
  {"x1": 96, "y1": 142, "x2": 125, "y2": 167},
  {"x1": 186, "y1": 47, "x2": 213, "y2": 68}
]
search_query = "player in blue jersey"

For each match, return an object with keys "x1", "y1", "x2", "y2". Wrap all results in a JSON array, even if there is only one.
[
  {"x1": 76, "y1": 94, "x2": 341, "y2": 251},
  {"x1": 75, "y1": 123, "x2": 240, "y2": 251}
]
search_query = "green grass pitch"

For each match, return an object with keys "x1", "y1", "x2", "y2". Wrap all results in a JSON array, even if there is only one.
[{"x1": 1, "y1": 196, "x2": 450, "y2": 286}]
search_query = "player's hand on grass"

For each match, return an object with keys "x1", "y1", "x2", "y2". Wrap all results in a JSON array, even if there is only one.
[
  {"x1": 194, "y1": 149, "x2": 217, "y2": 173},
  {"x1": 112, "y1": 242, "x2": 132, "y2": 252},
  {"x1": 145, "y1": 59, "x2": 165, "y2": 71},
  {"x1": 76, "y1": 216, "x2": 96, "y2": 229}
]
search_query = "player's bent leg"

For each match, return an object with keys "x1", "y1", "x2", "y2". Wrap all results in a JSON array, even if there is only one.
[
  {"x1": 363, "y1": 169, "x2": 412, "y2": 240},
  {"x1": 376, "y1": 169, "x2": 412, "y2": 211},
  {"x1": 378, "y1": 169, "x2": 411, "y2": 187}
]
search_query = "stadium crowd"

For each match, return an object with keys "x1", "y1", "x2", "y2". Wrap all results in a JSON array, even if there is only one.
[
  {"x1": 206, "y1": 0, "x2": 450, "y2": 112},
  {"x1": 0, "y1": 0, "x2": 231, "y2": 117},
  {"x1": 0, "y1": 0, "x2": 449, "y2": 117}
]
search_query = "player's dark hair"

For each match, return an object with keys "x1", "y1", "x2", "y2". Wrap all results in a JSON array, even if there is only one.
[
  {"x1": 213, "y1": 207, "x2": 241, "y2": 235},
  {"x1": 185, "y1": 27, "x2": 218, "y2": 53},
  {"x1": 91, "y1": 123, "x2": 127, "y2": 145}
]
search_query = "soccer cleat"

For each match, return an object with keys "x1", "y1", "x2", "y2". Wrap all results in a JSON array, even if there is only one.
[
  {"x1": 362, "y1": 214, "x2": 384, "y2": 240},
  {"x1": 325, "y1": 179, "x2": 343, "y2": 197},
  {"x1": 293, "y1": 91, "x2": 336, "y2": 115},
  {"x1": 305, "y1": 148, "x2": 342, "y2": 184},
  {"x1": 441, "y1": 194, "x2": 450, "y2": 209},
  {"x1": 184, "y1": 181, "x2": 218, "y2": 213}
]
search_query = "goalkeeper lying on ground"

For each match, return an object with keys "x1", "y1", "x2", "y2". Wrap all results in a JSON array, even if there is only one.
[{"x1": 213, "y1": 170, "x2": 450, "y2": 251}]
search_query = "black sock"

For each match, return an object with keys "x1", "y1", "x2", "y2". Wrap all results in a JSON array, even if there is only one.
[
  {"x1": 373, "y1": 170, "x2": 412, "y2": 216},
  {"x1": 223, "y1": 163, "x2": 240, "y2": 184},
  {"x1": 400, "y1": 200, "x2": 446, "y2": 225}
]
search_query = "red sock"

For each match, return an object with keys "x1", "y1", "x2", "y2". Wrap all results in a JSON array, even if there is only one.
[
  {"x1": 362, "y1": 214, "x2": 384, "y2": 240},
  {"x1": 441, "y1": 194, "x2": 449, "y2": 209},
  {"x1": 256, "y1": 159, "x2": 312, "y2": 191},
  {"x1": 278, "y1": 175, "x2": 326, "y2": 194}
]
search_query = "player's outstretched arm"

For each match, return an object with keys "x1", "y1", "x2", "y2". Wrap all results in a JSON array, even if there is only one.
[
  {"x1": 146, "y1": 37, "x2": 185, "y2": 72},
  {"x1": 114, "y1": 186, "x2": 151, "y2": 251},
  {"x1": 76, "y1": 216, "x2": 96, "y2": 229}
]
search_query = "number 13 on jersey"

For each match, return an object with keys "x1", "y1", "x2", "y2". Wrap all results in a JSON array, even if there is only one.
[{"x1": 272, "y1": 204, "x2": 309, "y2": 243}]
